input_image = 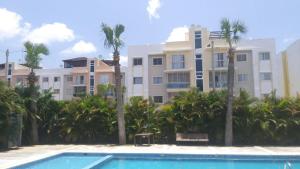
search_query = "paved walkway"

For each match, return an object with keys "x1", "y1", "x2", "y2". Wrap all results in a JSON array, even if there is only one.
[{"x1": 1, "y1": 145, "x2": 300, "y2": 169}]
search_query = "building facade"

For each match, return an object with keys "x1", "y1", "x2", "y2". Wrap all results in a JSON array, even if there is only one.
[
  {"x1": 0, "y1": 57, "x2": 126, "y2": 101},
  {"x1": 127, "y1": 25, "x2": 278, "y2": 103},
  {"x1": 280, "y1": 39, "x2": 300, "y2": 97}
]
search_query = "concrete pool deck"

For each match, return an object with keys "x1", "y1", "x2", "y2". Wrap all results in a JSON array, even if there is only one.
[{"x1": 1, "y1": 145, "x2": 300, "y2": 169}]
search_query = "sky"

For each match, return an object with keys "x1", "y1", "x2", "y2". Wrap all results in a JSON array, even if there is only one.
[{"x1": 0, "y1": 0, "x2": 300, "y2": 68}]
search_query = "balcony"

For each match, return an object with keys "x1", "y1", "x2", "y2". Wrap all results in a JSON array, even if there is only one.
[{"x1": 167, "y1": 82, "x2": 190, "y2": 89}]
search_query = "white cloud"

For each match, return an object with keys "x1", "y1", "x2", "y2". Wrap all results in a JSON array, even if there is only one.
[
  {"x1": 147, "y1": 0, "x2": 161, "y2": 20},
  {"x1": 0, "y1": 8, "x2": 29, "y2": 40},
  {"x1": 166, "y1": 26, "x2": 189, "y2": 42},
  {"x1": 62, "y1": 40, "x2": 97, "y2": 55},
  {"x1": 24, "y1": 22, "x2": 75, "y2": 44}
]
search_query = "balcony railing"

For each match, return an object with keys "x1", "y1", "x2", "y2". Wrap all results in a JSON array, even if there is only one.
[{"x1": 167, "y1": 82, "x2": 190, "y2": 89}]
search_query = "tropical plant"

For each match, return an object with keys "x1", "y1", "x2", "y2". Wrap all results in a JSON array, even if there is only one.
[
  {"x1": 0, "y1": 80, "x2": 24, "y2": 148},
  {"x1": 24, "y1": 41, "x2": 49, "y2": 144},
  {"x1": 124, "y1": 97, "x2": 157, "y2": 142},
  {"x1": 97, "y1": 84, "x2": 115, "y2": 100},
  {"x1": 59, "y1": 96, "x2": 117, "y2": 143},
  {"x1": 101, "y1": 23, "x2": 126, "y2": 144},
  {"x1": 220, "y1": 18, "x2": 247, "y2": 146}
]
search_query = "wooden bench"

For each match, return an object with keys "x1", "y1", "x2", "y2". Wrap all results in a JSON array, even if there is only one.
[{"x1": 176, "y1": 133, "x2": 209, "y2": 144}]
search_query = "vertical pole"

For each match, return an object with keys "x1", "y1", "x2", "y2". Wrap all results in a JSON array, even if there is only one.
[
  {"x1": 211, "y1": 41, "x2": 216, "y2": 91},
  {"x1": 5, "y1": 49, "x2": 9, "y2": 86}
]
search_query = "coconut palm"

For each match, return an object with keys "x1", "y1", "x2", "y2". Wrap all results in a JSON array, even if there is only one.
[
  {"x1": 101, "y1": 23, "x2": 126, "y2": 144},
  {"x1": 220, "y1": 18, "x2": 247, "y2": 146},
  {"x1": 24, "y1": 41, "x2": 49, "y2": 144}
]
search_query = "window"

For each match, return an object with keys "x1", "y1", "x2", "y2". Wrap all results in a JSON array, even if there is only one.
[
  {"x1": 153, "y1": 58, "x2": 163, "y2": 65},
  {"x1": 153, "y1": 77, "x2": 163, "y2": 84},
  {"x1": 196, "y1": 79, "x2": 203, "y2": 91},
  {"x1": 75, "y1": 75, "x2": 85, "y2": 84},
  {"x1": 42, "y1": 77, "x2": 49, "y2": 82},
  {"x1": 216, "y1": 53, "x2": 225, "y2": 67},
  {"x1": 133, "y1": 58, "x2": 143, "y2": 66},
  {"x1": 259, "y1": 52, "x2": 270, "y2": 60},
  {"x1": 100, "y1": 74, "x2": 109, "y2": 84},
  {"x1": 53, "y1": 89, "x2": 60, "y2": 94},
  {"x1": 54, "y1": 77, "x2": 60, "y2": 82},
  {"x1": 66, "y1": 75, "x2": 73, "y2": 82},
  {"x1": 196, "y1": 54, "x2": 202, "y2": 59},
  {"x1": 260, "y1": 72, "x2": 272, "y2": 80},
  {"x1": 133, "y1": 77, "x2": 143, "y2": 84},
  {"x1": 196, "y1": 59, "x2": 202, "y2": 72},
  {"x1": 172, "y1": 55, "x2": 185, "y2": 69},
  {"x1": 73, "y1": 86, "x2": 86, "y2": 97},
  {"x1": 90, "y1": 60, "x2": 95, "y2": 72},
  {"x1": 237, "y1": 54, "x2": 247, "y2": 62},
  {"x1": 195, "y1": 31, "x2": 202, "y2": 49},
  {"x1": 238, "y1": 74, "x2": 248, "y2": 82},
  {"x1": 90, "y1": 75, "x2": 94, "y2": 86},
  {"x1": 153, "y1": 96, "x2": 163, "y2": 103}
]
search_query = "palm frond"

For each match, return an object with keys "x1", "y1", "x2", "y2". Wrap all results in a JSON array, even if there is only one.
[
  {"x1": 232, "y1": 20, "x2": 247, "y2": 42},
  {"x1": 114, "y1": 24, "x2": 125, "y2": 39},
  {"x1": 220, "y1": 18, "x2": 231, "y2": 42},
  {"x1": 101, "y1": 23, "x2": 115, "y2": 49}
]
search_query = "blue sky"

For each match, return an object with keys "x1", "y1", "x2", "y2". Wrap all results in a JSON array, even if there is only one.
[{"x1": 0, "y1": 0, "x2": 300, "y2": 68}]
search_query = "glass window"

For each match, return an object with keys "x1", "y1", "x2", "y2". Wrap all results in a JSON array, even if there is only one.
[
  {"x1": 259, "y1": 52, "x2": 270, "y2": 60},
  {"x1": 54, "y1": 77, "x2": 60, "y2": 82},
  {"x1": 153, "y1": 77, "x2": 163, "y2": 84},
  {"x1": 53, "y1": 89, "x2": 60, "y2": 94},
  {"x1": 196, "y1": 59, "x2": 202, "y2": 72},
  {"x1": 75, "y1": 75, "x2": 85, "y2": 84},
  {"x1": 66, "y1": 75, "x2": 73, "y2": 82},
  {"x1": 196, "y1": 54, "x2": 202, "y2": 59},
  {"x1": 133, "y1": 77, "x2": 143, "y2": 84},
  {"x1": 237, "y1": 54, "x2": 247, "y2": 62},
  {"x1": 196, "y1": 79, "x2": 203, "y2": 91},
  {"x1": 42, "y1": 77, "x2": 49, "y2": 82},
  {"x1": 153, "y1": 58, "x2": 163, "y2": 65},
  {"x1": 238, "y1": 74, "x2": 248, "y2": 82},
  {"x1": 216, "y1": 53, "x2": 225, "y2": 67},
  {"x1": 153, "y1": 96, "x2": 163, "y2": 103},
  {"x1": 90, "y1": 75, "x2": 94, "y2": 86},
  {"x1": 133, "y1": 58, "x2": 143, "y2": 66},
  {"x1": 195, "y1": 31, "x2": 202, "y2": 49},
  {"x1": 260, "y1": 72, "x2": 272, "y2": 80},
  {"x1": 100, "y1": 74, "x2": 109, "y2": 84},
  {"x1": 90, "y1": 60, "x2": 95, "y2": 72},
  {"x1": 172, "y1": 55, "x2": 185, "y2": 69}
]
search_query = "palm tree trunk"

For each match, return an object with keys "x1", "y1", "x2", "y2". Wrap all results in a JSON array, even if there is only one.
[
  {"x1": 28, "y1": 69, "x2": 39, "y2": 144},
  {"x1": 114, "y1": 51, "x2": 126, "y2": 145},
  {"x1": 225, "y1": 48, "x2": 234, "y2": 146}
]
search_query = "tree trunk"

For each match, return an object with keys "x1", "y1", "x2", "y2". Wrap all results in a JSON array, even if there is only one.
[
  {"x1": 114, "y1": 51, "x2": 126, "y2": 145},
  {"x1": 225, "y1": 47, "x2": 234, "y2": 146},
  {"x1": 28, "y1": 70, "x2": 39, "y2": 144}
]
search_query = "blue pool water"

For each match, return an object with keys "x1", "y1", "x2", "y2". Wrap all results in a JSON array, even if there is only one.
[
  {"x1": 15, "y1": 153, "x2": 106, "y2": 169},
  {"x1": 12, "y1": 153, "x2": 300, "y2": 169}
]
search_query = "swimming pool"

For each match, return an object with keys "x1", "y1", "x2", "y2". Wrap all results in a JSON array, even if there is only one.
[{"x1": 11, "y1": 153, "x2": 300, "y2": 169}]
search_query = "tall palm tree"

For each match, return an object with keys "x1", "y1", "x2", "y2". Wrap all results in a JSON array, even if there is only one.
[
  {"x1": 24, "y1": 41, "x2": 49, "y2": 144},
  {"x1": 101, "y1": 23, "x2": 126, "y2": 144},
  {"x1": 220, "y1": 18, "x2": 247, "y2": 146}
]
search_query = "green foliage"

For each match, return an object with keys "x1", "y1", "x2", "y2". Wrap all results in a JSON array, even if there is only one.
[
  {"x1": 124, "y1": 97, "x2": 156, "y2": 142},
  {"x1": 24, "y1": 41, "x2": 49, "y2": 70},
  {"x1": 0, "y1": 81, "x2": 24, "y2": 148},
  {"x1": 59, "y1": 96, "x2": 117, "y2": 143}
]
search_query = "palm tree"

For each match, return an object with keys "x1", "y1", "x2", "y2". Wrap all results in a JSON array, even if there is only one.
[
  {"x1": 24, "y1": 41, "x2": 49, "y2": 144},
  {"x1": 220, "y1": 18, "x2": 247, "y2": 146},
  {"x1": 101, "y1": 23, "x2": 126, "y2": 144}
]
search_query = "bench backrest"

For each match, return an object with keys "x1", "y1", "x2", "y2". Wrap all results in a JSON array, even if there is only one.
[{"x1": 176, "y1": 133, "x2": 208, "y2": 139}]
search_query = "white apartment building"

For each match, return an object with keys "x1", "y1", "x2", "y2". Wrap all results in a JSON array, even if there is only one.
[{"x1": 127, "y1": 25, "x2": 279, "y2": 103}]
